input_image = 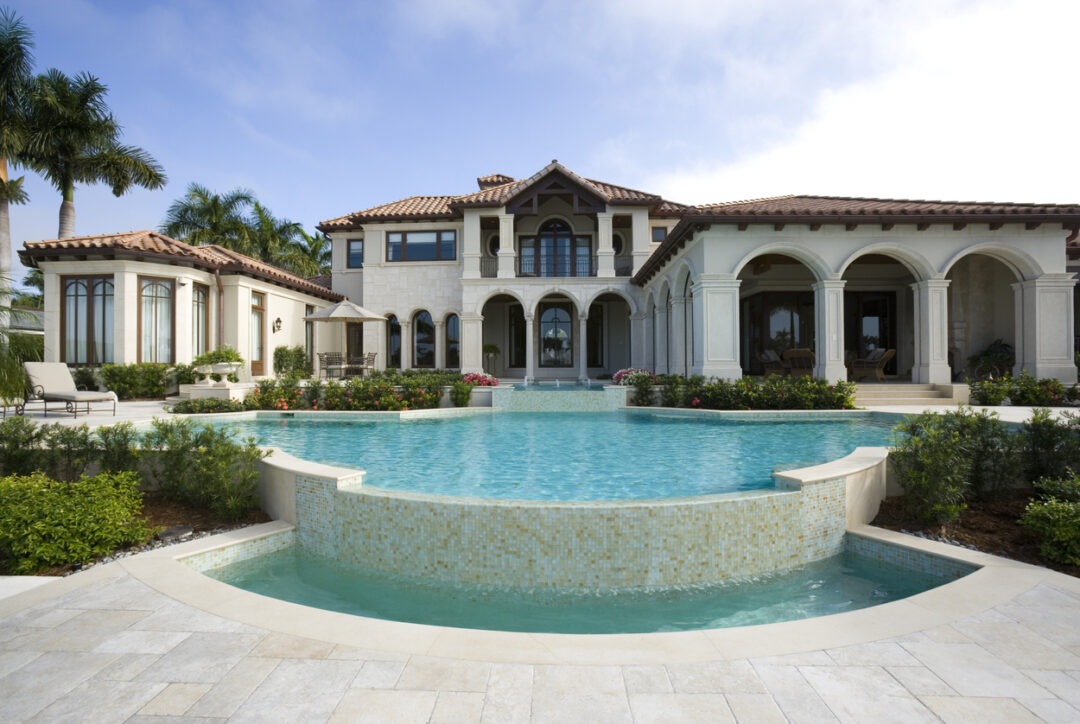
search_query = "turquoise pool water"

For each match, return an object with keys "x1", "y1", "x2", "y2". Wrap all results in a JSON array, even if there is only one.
[
  {"x1": 218, "y1": 411, "x2": 895, "y2": 500},
  {"x1": 206, "y1": 544, "x2": 958, "y2": 633}
]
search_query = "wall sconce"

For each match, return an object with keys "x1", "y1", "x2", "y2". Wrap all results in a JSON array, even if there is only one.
[{"x1": 272, "y1": 317, "x2": 282, "y2": 333}]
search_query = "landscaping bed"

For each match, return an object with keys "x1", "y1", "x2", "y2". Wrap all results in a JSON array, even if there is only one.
[{"x1": 872, "y1": 491, "x2": 1080, "y2": 578}]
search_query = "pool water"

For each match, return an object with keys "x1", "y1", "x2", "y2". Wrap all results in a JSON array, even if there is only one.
[
  {"x1": 218, "y1": 412, "x2": 895, "y2": 500},
  {"x1": 206, "y1": 544, "x2": 960, "y2": 634}
]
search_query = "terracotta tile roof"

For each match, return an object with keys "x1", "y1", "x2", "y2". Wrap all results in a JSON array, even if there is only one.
[
  {"x1": 306, "y1": 274, "x2": 332, "y2": 290},
  {"x1": 20, "y1": 230, "x2": 343, "y2": 302},
  {"x1": 320, "y1": 161, "x2": 684, "y2": 230},
  {"x1": 634, "y1": 194, "x2": 1080, "y2": 285},
  {"x1": 318, "y1": 195, "x2": 458, "y2": 230}
]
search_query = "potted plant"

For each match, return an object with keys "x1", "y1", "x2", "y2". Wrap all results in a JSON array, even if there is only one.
[
  {"x1": 193, "y1": 346, "x2": 244, "y2": 383},
  {"x1": 482, "y1": 343, "x2": 500, "y2": 375}
]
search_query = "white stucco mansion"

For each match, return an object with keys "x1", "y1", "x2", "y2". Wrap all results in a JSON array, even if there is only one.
[{"x1": 20, "y1": 160, "x2": 1080, "y2": 384}]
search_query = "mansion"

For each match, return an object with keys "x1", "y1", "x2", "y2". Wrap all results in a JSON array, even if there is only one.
[{"x1": 20, "y1": 160, "x2": 1080, "y2": 384}]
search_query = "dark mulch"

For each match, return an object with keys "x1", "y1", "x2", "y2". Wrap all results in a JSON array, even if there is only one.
[{"x1": 872, "y1": 490, "x2": 1079, "y2": 578}]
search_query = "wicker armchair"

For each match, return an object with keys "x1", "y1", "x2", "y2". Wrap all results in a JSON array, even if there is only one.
[
  {"x1": 782, "y1": 348, "x2": 816, "y2": 377},
  {"x1": 850, "y1": 348, "x2": 895, "y2": 381}
]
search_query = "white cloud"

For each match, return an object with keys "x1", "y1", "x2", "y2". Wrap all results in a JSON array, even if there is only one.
[{"x1": 652, "y1": 0, "x2": 1080, "y2": 205}]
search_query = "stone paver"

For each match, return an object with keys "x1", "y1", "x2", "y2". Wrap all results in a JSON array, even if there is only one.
[{"x1": 0, "y1": 539, "x2": 1077, "y2": 723}]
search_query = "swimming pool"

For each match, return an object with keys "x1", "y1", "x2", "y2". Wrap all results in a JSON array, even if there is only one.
[{"x1": 220, "y1": 411, "x2": 896, "y2": 500}]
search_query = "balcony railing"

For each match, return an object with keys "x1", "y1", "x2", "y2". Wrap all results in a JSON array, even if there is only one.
[
  {"x1": 614, "y1": 257, "x2": 633, "y2": 277},
  {"x1": 518, "y1": 255, "x2": 597, "y2": 278},
  {"x1": 480, "y1": 258, "x2": 498, "y2": 278}
]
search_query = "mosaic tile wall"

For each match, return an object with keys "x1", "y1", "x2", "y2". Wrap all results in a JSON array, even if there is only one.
[
  {"x1": 491, "y1": 385, "x2": 627, "y2": 412},
  {"x1": 846, "y1": 532, "x2": 979, "y2": 580},
  {"x1": 180, "y1": 529, "x2": 295, "y2": 573}
]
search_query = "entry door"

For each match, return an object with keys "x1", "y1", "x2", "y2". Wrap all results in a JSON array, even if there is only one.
[{"x1": 845, "y1": 292, "x2": 896, "y2": 373}]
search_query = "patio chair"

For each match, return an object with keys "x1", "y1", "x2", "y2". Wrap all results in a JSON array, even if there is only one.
[
  {"x1": 782, "y1": 348, "x2": 816, "y2": 377},
  {"x1": 23, "y1": 362, "x2": 117, "y2": 417},
  {"x1": 319, "y1": 352, "x2": 346, "y2": 380},
  {"x1": 850, "y1": 348, "x2": 896, "y2": 382},
  {"x1": 759, "y1": 349, "x2": 789, "y2": 376},
  {"x1": 359, "y1": 352, "x2": 376, "y2": 375}
]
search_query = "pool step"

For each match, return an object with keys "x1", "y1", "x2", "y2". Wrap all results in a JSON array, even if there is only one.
[{"x1": 854, "y1": 383, "x2": 955, "y2": 408}]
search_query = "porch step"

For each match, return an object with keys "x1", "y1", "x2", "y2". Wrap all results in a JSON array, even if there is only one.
[{"x1": 854, "y1": 383, "x2": 955, "y2": 407}]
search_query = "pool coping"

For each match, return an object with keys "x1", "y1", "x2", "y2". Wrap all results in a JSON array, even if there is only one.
[{"x1": 2, "y1": 522, "x2": 1070, "y2": 666}]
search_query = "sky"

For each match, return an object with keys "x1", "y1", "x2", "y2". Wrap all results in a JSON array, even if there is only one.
[{"x1": 7, "y1": 0, "x2": 1079, "y2": 287}]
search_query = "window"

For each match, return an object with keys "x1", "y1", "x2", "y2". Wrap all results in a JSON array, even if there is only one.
[
  {"x1": 347, "y1": 239, "x2": 364, "y2": 268},
  {"x1": 139, "y1": 277, "x2": 174, "y2": 364},
  {"x1": 486, "y1": 235, "x2": 500, "y2": 257},
  {"x1": 346, "y1": 322, "x2": 364, "y2": 359},
  {"x1": 587, "y1": 303, "x2": 604, "y2": 368},
  {"x1": 62, "y1": 275, "x2": 113, "y2": 364},
  {"x1": 413, "y1": 311, "x2": 435, "y2": 368},
  {"x1": 386, "y1": 230, "x2": 456, "y2": 262},
  {"x1": 193, "y1": 284, "x2": 209, "y2": 358},
  {"x1": 305, "y1": 304, "x2": 315, "y2": 365},
  {"x1": 539, "y1": 302, "x2": 573, "y2": 367},
  {"x1": 508, "y1": 304, "x2": 526, "y2": 368},
  {"x1": 652, "y1": 227, "x2": 667, "y2": 243},
  {"x1": 518, "y1": 220, "x2": 593, "y2": 277},
  {"x1": 612, "y1": 234, "x2": 625, "y2": 256},
  {"x1": 251, "y1": 292, "x2": 265, "y2": 376},
  {"x1": 387, "y1": 315, "x2": 401, "y2": 368},
  {"x1": 445, "y1": 314, "x2": 460, "y2": 369}
]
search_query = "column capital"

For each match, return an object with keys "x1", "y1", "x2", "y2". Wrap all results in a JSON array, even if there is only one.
[
  {"x1": 811, "y1": 279, "x2": 846, "y2": 291},
  {"x1": 910, "y1": 278, "x2": 951, "y2": 291}
]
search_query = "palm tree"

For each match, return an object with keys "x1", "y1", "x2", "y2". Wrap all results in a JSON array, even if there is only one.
[
  {"x1": 293, "y1": 229, "x2": 332, "y2": 276},
  {"x1": 246, "y1": 201, "x2": 303, "y2": 272},
  {"x1": 161, "y1": 182, "x2": 254, "y2": 249},
  {"x1": 24, "y1": 68, "x2": 166, "y2": 238},
  {"x1": 0, "y1": 8, "x2": 34, "y2": 327}
]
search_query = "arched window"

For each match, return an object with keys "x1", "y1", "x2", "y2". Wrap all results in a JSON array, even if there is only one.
[
  {"x1": 612, "y1": 234, "x2": 625, "y2": 256},
  {"x1": 62, "y1": 276, "x2": 114, "y2": 364},
  {"x1": 445, "y1": 314, "x2": 460, "y2": 369},
  {"x1": 139, "y1": 277, "x2": 174, "y2": 364},
  {"x1": 387, "y1": 315, "x2": 401, "y2": 369},
  {"x1": 539, "y1": 302, "x2": 573, "y2": 367},
  {"x1": 518, "y1": 219, "x2": 593, "y2": 277},
  {"x1": 486, "y1": 235, "x2": 500, "y2": 257},
  {"x1": 413, "y1": 311, "x2": 435, "y2": 368}
]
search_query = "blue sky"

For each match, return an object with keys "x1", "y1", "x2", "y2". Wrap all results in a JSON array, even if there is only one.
[{"x1": 8, "y1": 0, "x2": 1079, "y2": 286}]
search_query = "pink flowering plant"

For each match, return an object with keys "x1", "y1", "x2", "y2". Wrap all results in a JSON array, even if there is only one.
[{"x1": 461, "y1": 373, "x2": 498, "y2": 387}]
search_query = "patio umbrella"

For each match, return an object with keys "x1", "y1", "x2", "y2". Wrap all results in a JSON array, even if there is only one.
[{"x1": 304, "y1": 299, "x2": 387, "y2": 361}]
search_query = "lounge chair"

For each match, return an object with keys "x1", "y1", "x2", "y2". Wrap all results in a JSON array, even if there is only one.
[
  {"x1": 782, "y1": 348, "x2": 816, "y2": 377},
  {"x1": 23, "y1": 362, "x2": 118, "y2": 417},
  {"x1": 850, "y1": 348, "x2": 896, "y2": 381},
  {"x1": 759, "y1": 349, "x2": 789, "y2": 376}
]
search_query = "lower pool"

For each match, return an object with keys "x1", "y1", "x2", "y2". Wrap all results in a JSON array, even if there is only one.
[
  {"x1": 205, "y1": 542, "x2": 966, "y2": 634},
  {"x1": 218, "y1": 411, "x2": 896, "y2": 500}
]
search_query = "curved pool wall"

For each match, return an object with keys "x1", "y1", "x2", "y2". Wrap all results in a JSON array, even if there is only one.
[{"x1": 244, "y1": 408, "x2": 899, "y2": 589}]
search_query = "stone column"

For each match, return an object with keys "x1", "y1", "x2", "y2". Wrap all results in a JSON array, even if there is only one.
[
  {"x1": 460, "y1": 313, "x2": 483, "y2": 374},
  {"x1": 113, "y1": 270, "x2": 139, "y2": 364},
  {"x1": 654, "y1": 302, "x2": 669, "y2": 375},
  {"x1": 1014, "y1": 274, "x2": 1078, "y2": 382},
  {"x1": 692, "y1": 276, "x2": 743, "y2": 379},
  {"x1": 630, "y1": 312, "x2": 647, "y2": 370},
  {"x1": 578, "y1": 312, "x2": 589, "y2": 381},
  {"x1": 524, "y1": 314, "x2": 536, "y2": 383},
  {"x1": 911, "y1": 279, "x2": 952, "y2": 384},
  {"x1": 630, "y1": 208, "x2": 651, "y2": 275},
  {"x1": 596, "y1": 211, "x2": 615, "y2": 278},
  {"x1": 812, "y1": 279, "x2": 847, "y2": 382},
  {"x1": 434, "y1": 319, "x2": 445, "y2": 369},
  {"x1": 497, "y1": 213, "x2": 517, "y2": 279},
  {"x1": 670, "y1": 296, "x2": 687, "y2": 376},
  {"x1": 463, "y1": 210, "x2": 482, "y2": 279},
  {"x1": 400, "y1": 320, "x2": 412, "y2": 370}
]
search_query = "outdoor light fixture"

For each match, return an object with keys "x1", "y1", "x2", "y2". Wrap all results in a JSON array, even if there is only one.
[{"x1": 273, "y1": 317, "x2": 282, "y2": 333}]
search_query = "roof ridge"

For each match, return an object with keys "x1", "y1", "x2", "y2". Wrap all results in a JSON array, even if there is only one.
[
  {"x1": 696, "y1": 194, "x2": 799, "y2": 209},
  {"x1": 768, "y1": 193, "x2": 1078, "y2": 208}
]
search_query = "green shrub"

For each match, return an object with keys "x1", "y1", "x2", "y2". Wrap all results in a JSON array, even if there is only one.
[
  {"x1": 245, "y1": 377, "x2": 305, "y2": 411},
  {"x1": 169, "y1": 397, "x2": 246, "y2": 414},
  {"x1": 96, "y1": 422, "x2": 141, "y2": 473},
  {"x1": 39, "y1": 423, "x2": 95, "y2": 482},
  {"x1": 273, "y1": 345, "x2": 311, "y2": 377},
  {"x1": 100, "y1": 363, "x2": 170, "y2": 399},
  {"x1": 968, "y1": 376, "x2": 1011, "y2": 405},
  {"x1": 1023, "y1": 409, "x2": 1080, "y2": 481},
  {"x1": 1033, "y1": 471, "x2": 1080, "y2": 503},
  {"x1": 72, "y1": 366, "x2": 98, "y2": 390},
  {"x1": 0, "y1": 471, "x2": 150, "y2": 574},
  {"x1": 968, "y1": 371, "x2": 1068, "y2": 407},
  {"x1": 192, "y1": 345, "x2": 243, "y2": 366},
  {"x1": 142, "y1": 418, "x2": 266, "y2": 520},
  {"x1": 450, "y1": 381, "x2": 472, "y2": 407},
  {"x1": 168, "y1": 364, "x2": 199, "y2": 386},
  {"x1": 303, "y1": 379, "x2": 324, "y2": 409},
  {"x1": 948, "y1": 407, "x2": 1023, "y2": 501},
  {"x1": 1021, "y1": 498, "x2": 1080, "y2": 566},
  {"x1": 890, "y1": 413, "x2": 970, "y2": 524},
  {"x1": 0, "y1": 416, "x2": 44, "y2": 476},
  {"x1": 966, "y1": 339, "x2": 1014, "y2": 380}
]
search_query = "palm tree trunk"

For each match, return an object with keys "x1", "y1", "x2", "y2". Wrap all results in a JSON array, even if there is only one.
[
  {"x1": 58, "y1": 178, "x2": 75, "y2": 238},
  {"x1": 0, "y1": 157, "x2": 11, "y2": 330}
]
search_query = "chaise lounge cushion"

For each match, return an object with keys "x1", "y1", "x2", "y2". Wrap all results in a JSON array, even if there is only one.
[{"x1": 23, "y1": 362, "x2": 118, "y2": 416}]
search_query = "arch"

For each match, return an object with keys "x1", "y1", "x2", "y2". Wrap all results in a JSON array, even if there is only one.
[
  {"x1": 941, "y1": 243, "x2": 1042, "y2": 281},
  {"x1": 673, "y1": 260, "x2": 696, "y2": 298},
  {"x1": 444, "y1": 313, "x2": 461, "y2": 369},
  {"x1": 412, "y1": 310, "x2": 435, "y2": 368},
  {"x1": 732, "y1": 243, "x2": 832, "y2": 281},
  {"x1": 838, "y1": 244, "x2": 935, "y2": 281},
  {"x1": 583, "y1": 286, "x2": 639, "y2": 316},
  {"x1": 530, "y1": 286, "x2": 585, "y2": 317},
  {"x1": 385, "y1": 314, "x2": 402, "y2": 369},
  {"x1": 476, "y1": 287, "x2": 528, "y2": 314}
]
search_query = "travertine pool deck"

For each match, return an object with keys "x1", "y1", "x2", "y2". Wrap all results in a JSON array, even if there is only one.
[{"x1": 1, "y1": 524, "x2": 1078, "y2": 723}]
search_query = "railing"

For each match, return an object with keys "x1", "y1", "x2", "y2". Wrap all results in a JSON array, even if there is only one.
[
  {"x1": 480, "y1": 258, "x2": 498, "y2": 278},
  {"x1": 517, "y1": 255, "x2": 598, "y2": 278},
  {"x1": 614, "y1": 257, "x2": 633, "y2": 277}
]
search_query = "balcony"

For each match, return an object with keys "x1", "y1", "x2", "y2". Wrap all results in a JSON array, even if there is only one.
[
  {"x1": 480, "y1": 258, "x2": 498, "y2": 278},
  {"x1": 518, "y1": 255, "x2": 597, "y2": 278}
]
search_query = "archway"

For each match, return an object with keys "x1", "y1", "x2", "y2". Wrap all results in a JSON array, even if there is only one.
[
  {"x1": 585, "y1": 292, "x2": 633, "y2": 378},
  {"x1": 737, "y1": 254, "x2": 818, "y2": 374},
  {"x1": 945, "y1": 253, "x2": 1020, "y2": 380},
  {"x1": 480, "y1": 294, "x2": 524, "y2": 378},
  {"x1": 841, "y1": 254, "x2": 917, "y2": 379}
]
